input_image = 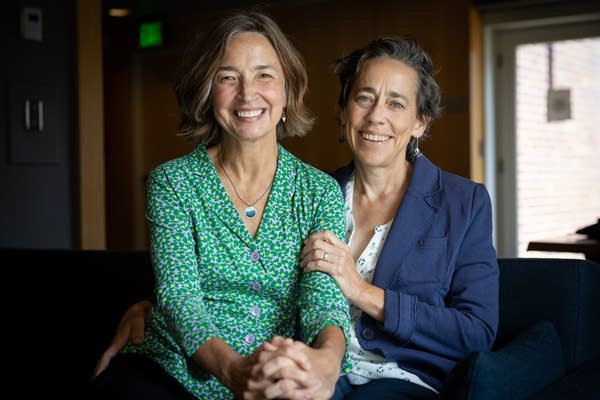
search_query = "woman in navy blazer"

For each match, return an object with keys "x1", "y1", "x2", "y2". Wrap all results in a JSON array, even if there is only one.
[
  {"x1": 296, "y1": 37, "x2": 499, "y2": 399},
  {"x1": 94, "y1": 36, "x2": 498, "y2": 400}
]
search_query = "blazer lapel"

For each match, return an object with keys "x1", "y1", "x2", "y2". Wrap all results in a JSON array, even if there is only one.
[{"x1": 371, "y1": 156, "x2": 442, "y2": 287}]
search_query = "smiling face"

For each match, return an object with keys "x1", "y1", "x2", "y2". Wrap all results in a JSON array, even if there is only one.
[
  {"x1": 212, "y1": 31, "x2": 286, "y2": 143},
  {"x1": 342, "y1": 56, "x2": 427, "y2": 169}
]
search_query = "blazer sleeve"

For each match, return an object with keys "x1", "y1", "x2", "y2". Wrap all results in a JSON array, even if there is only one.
[{"x1": 380, "y1": 183, "x2": 499, "y2": 359}]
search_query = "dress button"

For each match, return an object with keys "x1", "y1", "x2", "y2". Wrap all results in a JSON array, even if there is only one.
[
  {"x1": 251, "y1": 281, "x2": 262, "y2": 291},
  {"x1": 362, "y1": 328, "x2": 375, "y2": 340},
  {"x1": 249, "y1": 306, "x2": 260, "y2": 318},
  {"x1": 250, "y1": 251, "x2": 260, "y2": 262},
  {"x1": 245, "y1": 333, "x2": 256, "y2": 345}
]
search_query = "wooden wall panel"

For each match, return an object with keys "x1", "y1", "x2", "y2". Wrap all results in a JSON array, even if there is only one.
[
  {"x1": 104, "y1": 0, "x2": 472, "y2": 248},
  {"x1": 271, "y1": 0, "x2": 471, "y2": 176},
  {"x1": 77, "y1": 0, "x2": 106, "y2": 249}
]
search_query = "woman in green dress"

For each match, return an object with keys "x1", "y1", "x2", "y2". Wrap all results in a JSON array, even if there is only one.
[{"x1": 90, "y1": 11, "x2": 350, "y2": 400}]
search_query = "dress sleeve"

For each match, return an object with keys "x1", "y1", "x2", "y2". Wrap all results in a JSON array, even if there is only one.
[
  {"x1": 297, "y1": 178, "x2": 352, "y2": 371},
  {"x1": 146, "y1": 166, "x2": 221, "y2": 357}
]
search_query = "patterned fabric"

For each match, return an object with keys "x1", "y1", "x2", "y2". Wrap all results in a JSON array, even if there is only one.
[
  {"x1": 124, "y1": 144, "x2": 350, "y2": 399},
  {"x1": 343, "y1": 174, "x2": 437, "y2": 393}
]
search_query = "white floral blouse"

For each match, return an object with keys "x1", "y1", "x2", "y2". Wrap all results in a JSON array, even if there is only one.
[{"x1": 344, "y1": 174, "x2": 437, "y2": 393}]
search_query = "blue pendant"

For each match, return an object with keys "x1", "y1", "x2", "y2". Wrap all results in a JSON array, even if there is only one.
[{"x1": 244, "y1": 206, "x2": 257, "y2": 219}]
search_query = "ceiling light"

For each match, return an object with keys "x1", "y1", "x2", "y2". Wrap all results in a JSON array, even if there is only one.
[{"x1": 108, "y1": 8, "x2": 130, "y2": 17}]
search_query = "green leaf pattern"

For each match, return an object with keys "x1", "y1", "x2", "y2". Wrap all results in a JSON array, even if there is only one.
[{"x1": 124, "y1": 144, "x2": 350, "y2": 399}]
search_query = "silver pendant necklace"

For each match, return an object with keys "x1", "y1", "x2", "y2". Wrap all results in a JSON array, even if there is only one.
[{"x1": 218, "y1": 150, "x2": 275, "y2": 219}]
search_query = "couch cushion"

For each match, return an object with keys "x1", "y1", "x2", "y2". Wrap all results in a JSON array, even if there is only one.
[
  {"x1": 526, "y1": 357, "x2": 600, "y2": 400},
  {"x1": 442, "y1": 320, "x2": 565, "y2": 400},
  {"x1": 496, "y1": 258, "x2": 600, "y2": 371}
]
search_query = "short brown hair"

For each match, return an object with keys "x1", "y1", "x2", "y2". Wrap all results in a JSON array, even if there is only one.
[
  {"x1": 333, "y1": 36, "x2": 442, "y2": 136},
  {"x1": 333, "y1": 36, "x2": 443, "y2": 162},
  {"x1": 174, "y1": 11, "x2": 314, "y2": 145}
]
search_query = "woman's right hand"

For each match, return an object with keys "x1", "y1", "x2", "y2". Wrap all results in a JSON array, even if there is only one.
[
  {"x1": 301, "y1": 230, "x2": 365, "y2": 304},
  {"x1": 244, "y1": 338, "x2": 308, "y2": 399},
  {"x1": 245, "y1": 333, "x2": 343, "y2": 400},
  {"x1": 91, "y1": 300, "x2": 152, "y2": 379},
  {"x1": 194, "y1": 337, "x2": 298, "y2": 400}
]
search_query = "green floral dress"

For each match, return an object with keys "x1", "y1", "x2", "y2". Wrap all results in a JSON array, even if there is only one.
[{"x1": 125, "y1": 144, "x2": 350, "y2": 399}]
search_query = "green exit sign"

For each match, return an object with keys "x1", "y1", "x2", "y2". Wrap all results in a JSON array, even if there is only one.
[{"x1": 139, "y1": 21, "x2": 162, "y2": 48}]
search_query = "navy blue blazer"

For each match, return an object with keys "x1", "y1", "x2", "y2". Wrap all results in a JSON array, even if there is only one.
[{"x1": 331, "y1": 155, "x2": 499, "y2": 391}]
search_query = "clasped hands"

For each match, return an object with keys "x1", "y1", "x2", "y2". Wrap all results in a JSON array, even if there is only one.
[
  {"x1": 242, "y1": 336, "x2": 340, "y2": 400},
  {"x1": 92, "y1": 304, "x2": 340, "y2": 400},
  {"x1": 93, "y1": 302, "x2": 340, "y2": 400}
]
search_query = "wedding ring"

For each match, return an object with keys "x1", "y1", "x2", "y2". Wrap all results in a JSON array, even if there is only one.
[{"x1": 322, "y1": 251, "x2": 328, "y2": 262}]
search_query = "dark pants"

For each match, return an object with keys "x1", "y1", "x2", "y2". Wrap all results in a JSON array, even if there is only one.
[
  {"x1": 89, "y1": 353, "x2": 198, "y2": 400},
  {"x1": 330, "y1": 375, "x2": 438, "y2": 400}
]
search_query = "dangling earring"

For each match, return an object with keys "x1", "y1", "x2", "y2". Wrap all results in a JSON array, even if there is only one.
[
  {"x1": 281, "y1": 111, "x2": 286, "y2": 123},
  {"x1": 339, "y1": 123, "x2": 347, "y2": 143},
  {"x1": 408, "y1": 137, "x2": 421, "y2": 162},
  {"x1": 413, "y1": 138, "x2": 420, "y2": 156}
]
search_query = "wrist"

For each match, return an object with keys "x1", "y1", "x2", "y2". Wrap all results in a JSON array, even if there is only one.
[
  {"x1": 350, "y1": 281, "x2": 385, "y2": 322},
  {"x1": 318, "y1": 346, "x2": 342, "y2": 375},
  {"x1": 348, "y1": 278, "x2": 368, "y2": 305},
  {"x1": 133, "y1": 300, "x2": 153, "y2": 316},
  {"x1": 313, "y1": 327, "x2": 345, "y2": 374},
  {"x1": 193, "y1": 338, "x2": 243, "y2": 390},
  {"x1": 221, "y1": 353, "x2": 244, "y2": 389}
]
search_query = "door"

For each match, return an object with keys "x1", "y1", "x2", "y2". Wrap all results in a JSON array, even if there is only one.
[{"x1": 489, "y1": 20, "x2": 600, "y2": 258}]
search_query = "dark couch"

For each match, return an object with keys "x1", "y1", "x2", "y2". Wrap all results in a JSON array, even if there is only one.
[
  {"x1": 2, "y1": 249, "x2": 598, "y2": 398},
  {"x1": 442, "y1": 258, "x2": 600, "y2": 400}
]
